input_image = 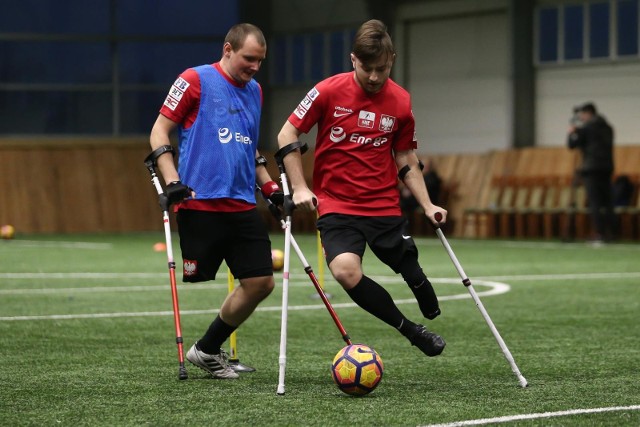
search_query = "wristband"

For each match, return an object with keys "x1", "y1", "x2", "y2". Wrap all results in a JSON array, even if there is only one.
[{"x1": 255, "y1": 155, "x2": 267, "y2": 168}]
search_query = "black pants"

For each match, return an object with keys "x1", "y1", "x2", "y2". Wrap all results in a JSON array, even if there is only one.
[{"x1": 582, "y1": 171, "x2": 615, "y2": 240}]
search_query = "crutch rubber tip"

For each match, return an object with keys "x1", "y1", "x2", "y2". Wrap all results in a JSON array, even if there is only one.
[{"x1": 178, "y1": 368, "x2": 188, "y2": 380}]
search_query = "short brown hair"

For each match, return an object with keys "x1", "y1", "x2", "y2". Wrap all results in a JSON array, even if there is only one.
[
  {"x1": 352, "y1": 19, "x2": 395, "y2": 63},
  {"x1": 225, "y1": 23, "x2": 266, "y2": 51}
]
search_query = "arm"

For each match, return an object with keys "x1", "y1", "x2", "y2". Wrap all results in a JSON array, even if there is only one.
[
  {"x1": 395, "y1": 150, "x2": 447, "y2": 224},
  {"x1": 149, "y1": 114, "x2": 195, "y2": 201},
  {"x1": 150, "y1": 114, "x2": 180, "y2": 185},
  {"x1": 567, "y1": 126, "x2": 585, "y2": 149},
  {"x1": 277, "y1": 120, "x2": 317, "y2": 210}
]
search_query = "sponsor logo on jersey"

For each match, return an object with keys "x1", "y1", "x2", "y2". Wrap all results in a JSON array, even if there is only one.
[
  {"x1": 163, "y1": 95, "x2": 179, "y2": 111},
  {"x1": 333, "y1": 106, "x2": 354, "y2": 118},
  {"x1": 294, "y1": 89, "x2": 319, "y2": 119},
  {"x1": 358, "y1": 110, "x2": 375, "y2": 129},
  {"x1": 174, "y1": 77, "x2": 190, "y2": 91},
  {"x1": 307, "y1": 87, "x2": 319, "y2": 101},
  {"x1": 163, "y1": 77, "x2": 190, "y2": 111},
  {"x1": 329, "y1": 127, "x2": 347, "y2": 143},
  {"x1": 219, "y1": 128, "x2": 233, "y2": 143},
  {"x1": 218, "y1": 127, "x2": 253, "y2": 145},
  {"x1": 379, "y1": 114, "x2": 396, "y2": 132},
  {"x1": 294, "y1": 103, "x2": 308, "y2": 119}
]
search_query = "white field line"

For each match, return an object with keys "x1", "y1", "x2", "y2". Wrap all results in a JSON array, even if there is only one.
[
  {"x1": 0, "y1": 240, "x2": 112, "y2": 250},
  {"x1": 0, "y1": 279, "x2": 508, "y2": 321},
  {"x1": 422, "y1": 404, "x2": 640, "y2": 427},
  {"x1": 1, "y1": 271, "x2": 639, "y2": 295}
]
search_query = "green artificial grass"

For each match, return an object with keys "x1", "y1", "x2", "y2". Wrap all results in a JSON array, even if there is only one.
[{"x1": 1, "y1": 233, "x2": 639, "y2": 426}]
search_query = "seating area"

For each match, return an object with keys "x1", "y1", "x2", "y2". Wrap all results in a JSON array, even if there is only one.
[
  {"x1": 405, "y1": 145, "x2": 640, "y2": 240},
  {"x1": 1, "y1": 139, "x2": 638, "y2": 239}
]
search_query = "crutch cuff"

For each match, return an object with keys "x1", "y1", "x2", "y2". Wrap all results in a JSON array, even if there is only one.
[
  {"x1": 274, "y1": 141, "x2": 308, "y2": 166},
  {"x1": 144, "y1": 145, "x2": 175, "y2": 167}
]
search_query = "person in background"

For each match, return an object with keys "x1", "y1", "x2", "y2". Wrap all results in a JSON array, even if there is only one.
[{"x1": 567, "y1": 102, "x2": 615, "y2": 243}]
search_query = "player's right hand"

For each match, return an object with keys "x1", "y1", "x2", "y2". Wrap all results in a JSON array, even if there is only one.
[{"x1": 292, "y1": 187, "x2": 318, "y2": 211}]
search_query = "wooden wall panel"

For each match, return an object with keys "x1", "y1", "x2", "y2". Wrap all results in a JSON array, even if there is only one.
[{"x1": 1, "y1": 139, "x2": 637, "y2": 236}]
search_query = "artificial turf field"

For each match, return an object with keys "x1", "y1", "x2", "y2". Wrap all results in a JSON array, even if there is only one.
[{"x1": 0, "y1": 231, "x2": 639, "y2": 426}]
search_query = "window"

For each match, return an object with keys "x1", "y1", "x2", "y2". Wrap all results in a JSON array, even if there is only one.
[
  {"x1": 590, "y1": 2, "x2": 610, "y2": 58},
  {"x1": 269, "y1": 28, "x2": 356, "y2": 87},
  {"x1": 538, "y1": 7, "x2": 559, "y2": 62},
  {"x1": 536, "y1": 1, "x2": 640, "y2": 65},
  {"x1": 0, "y1": 1, "x2": 238, "y2": 136},
  {"x1": 618, "y1": 0, "x2": 639, "y2": 55},
  {"x1": 564, "y1": 5, "x2": 584, "y2": 60}
]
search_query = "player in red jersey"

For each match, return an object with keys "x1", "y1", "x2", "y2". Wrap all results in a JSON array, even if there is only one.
[{"x1": 277, "y1": 20, "x2": 447, "y2": 357}]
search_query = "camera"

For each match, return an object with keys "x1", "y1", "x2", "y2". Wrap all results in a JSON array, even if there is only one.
[{"x1": 569, "y1": 106, "x2": 582, "y2": 127}]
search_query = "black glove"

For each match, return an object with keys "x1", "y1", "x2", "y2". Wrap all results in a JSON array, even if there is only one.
[{"x1": 166, "y1": 181, "x2": 193, "y2": 205}]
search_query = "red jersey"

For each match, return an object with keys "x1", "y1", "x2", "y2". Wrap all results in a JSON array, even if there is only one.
[{"x1": 288, "y1": 72, "x2": 417, "y2": 217}]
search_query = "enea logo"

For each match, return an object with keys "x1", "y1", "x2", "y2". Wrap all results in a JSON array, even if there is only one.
[
  {"x1": 218, "y1": 128, "x2": 233, "y2": 143},
  {"x1": 329, "y1": 127, "x2": 346, "y2": 143},
  {"x1": 218, "y1": 128, "x2": 253, "y2": 145}
]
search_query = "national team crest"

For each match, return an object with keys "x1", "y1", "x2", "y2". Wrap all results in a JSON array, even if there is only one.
[
  {"x1": 183, "y1": 260, "x2": 197, "y2": 277},
  {"x1": 379, "y1": 114, "x2": 396, "y2": 132}
]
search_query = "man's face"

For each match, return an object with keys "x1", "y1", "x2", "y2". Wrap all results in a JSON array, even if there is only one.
[
  {"x1": 223, "y1": 34, "x2": 266, "y2": 85},
  {"x1": 578, "y1": 111, "x2": 593, "y2": 124},
  {"x1": 351, "y1": 53, "x2": 394, "y2": 94}
]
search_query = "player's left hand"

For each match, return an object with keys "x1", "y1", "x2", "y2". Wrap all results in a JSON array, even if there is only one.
[{"x1": 425, "y1": 205, "x2": 447, "y2": 225}]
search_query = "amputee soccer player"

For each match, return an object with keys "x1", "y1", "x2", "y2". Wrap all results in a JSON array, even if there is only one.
[
  {"x1": 149, "y1": 23, "x2": 283, "y2": 378},
  {"x1": 276, "y1": 20, "x2": 446, "y2": 357}
]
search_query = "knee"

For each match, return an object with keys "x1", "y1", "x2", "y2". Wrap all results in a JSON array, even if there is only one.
[
  {"x1": 328, "y1": 253, "x2": 363, "y2": 288},
  {"x1": 241, "y1": 276, "x2": 275, "y2": 300}
]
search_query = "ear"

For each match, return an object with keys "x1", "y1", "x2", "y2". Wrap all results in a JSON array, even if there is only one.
[
  {"x1": 223, "y1": 42, "x2": 233, "y2": 57},
  {"x1": 350, "y1": 53, "x2": 356, "y2": 69}
]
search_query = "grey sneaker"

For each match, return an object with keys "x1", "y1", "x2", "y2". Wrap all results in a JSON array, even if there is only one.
[
  {"x1": 409, "y1": 325, "x2": 446, "y2": 357},
  {"x1": 186, "y1": 343, "x2": 239, "y2": 379}
]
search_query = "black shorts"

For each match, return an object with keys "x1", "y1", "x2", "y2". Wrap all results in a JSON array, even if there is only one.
[
  {"x1": 316, "y1": 214, "x2": 417, "y2": 272},
  {"x1": 176, "y1": 208, "x2": 273, "y2": 282}
]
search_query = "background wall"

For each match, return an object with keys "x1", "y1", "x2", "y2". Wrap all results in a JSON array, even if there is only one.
[{"x1": 1, "y1": 0, "x2": 639, "y2": 234}]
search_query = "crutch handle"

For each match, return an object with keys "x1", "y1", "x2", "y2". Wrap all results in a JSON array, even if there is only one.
[{"x1": 432, "y1": 211, "x2": 445, "y2": 228}]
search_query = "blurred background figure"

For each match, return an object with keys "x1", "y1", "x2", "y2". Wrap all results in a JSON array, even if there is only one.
[{"x1": 567, "y1": 102, "x2": 615, "y2": 243}]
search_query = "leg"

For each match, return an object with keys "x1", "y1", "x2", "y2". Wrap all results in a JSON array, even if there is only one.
[
  {"x1": 320, "y1": 214, "x2": 445, "y2": 357},
  {"x1": 397, "y1": 254, "x2": 441, "y2": 319}
]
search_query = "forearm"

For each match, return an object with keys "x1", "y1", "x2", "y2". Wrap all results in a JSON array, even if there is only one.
[
  {"x1": 150, "y1": 116, "x2": 180, "y2": 185},
  {"x1": 277, "y1": 121, "x2": 308, "y2": 192}
]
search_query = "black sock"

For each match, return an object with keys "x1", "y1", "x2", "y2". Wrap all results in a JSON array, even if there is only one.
[
  {"x1": 346, "y1": 275, "x2": 417, "y2": 337},
  {"x1": 410, "y1": 279, "x2": 441, "y2": 319},
  {"x1": 197, "y1": 315, "x2": 236, "y2": 355}
]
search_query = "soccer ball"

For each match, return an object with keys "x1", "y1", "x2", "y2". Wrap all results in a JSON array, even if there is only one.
[
  {"x1": 271, "y1": 249, "x2": 284, "y2": 271},
  {"x1": 0, "y1": 224, "x2": 15, "y2": 240},
  {"x1": 331, "y1": 344, "x2": 384, "y2": 396}
]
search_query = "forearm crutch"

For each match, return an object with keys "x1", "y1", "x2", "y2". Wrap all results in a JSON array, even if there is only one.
[
  {"x1": 144, "y1": 148, "x2": 188, "y2": 380},
  {"x1": 432, "y1": 212, "x2": 528, "y2": 388},
  {"x1": 271, "y1": 142, "x2": 352, "y2": 395},
  {"x1": 260, "y1": 191, "x2": 351, "y2": 347}
]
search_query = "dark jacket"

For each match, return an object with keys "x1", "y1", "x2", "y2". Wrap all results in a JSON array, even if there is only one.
[{"x1": 568, "y1": 115, "x2": 614, "y2": 173}]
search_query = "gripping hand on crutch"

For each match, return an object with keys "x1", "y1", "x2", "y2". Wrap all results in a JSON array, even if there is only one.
[{"x1": 432, "y1": 212, "x2": 528, "y2": 388}]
